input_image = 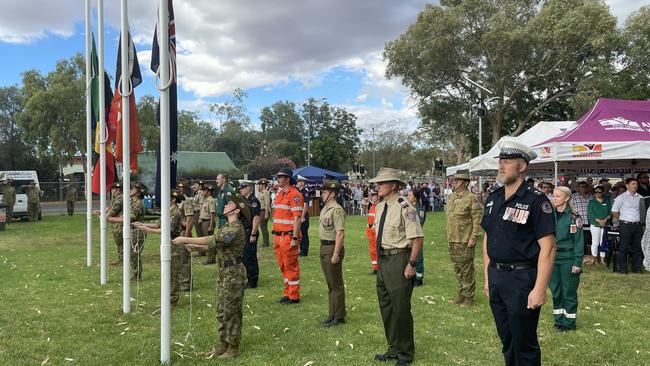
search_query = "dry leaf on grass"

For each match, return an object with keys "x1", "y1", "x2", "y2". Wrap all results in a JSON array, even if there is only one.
[
  {"x1": 252, "y1": 326, "x2": 261, "y2": 330},
  {"x1": 64, "y1": 358, "x2": 74, "y2": 362},
  {"x1": 358, "y1": 330, "x2": 363, "y2": 335},
  {"x1": 336, "y1": 340, "x2": 340, "y2": 346},
  {"x1": 303, "y1": 362, "x2": 315, "y2": 366},
  {"x1": 596, "y1": 329, "x2": 607, "y2": 336},
  {"x1": 348, "y1": 343, "x2": 354, "y2": 350},
  {"x1": 283, "y1": 328, "x2": 290, "y2": 333},
  {"x1": 174, "y1": 342, "x2": 185, "y2": 347},
  {"x1": 41, "y1": 357, "x2": 49, "y2": 365}
]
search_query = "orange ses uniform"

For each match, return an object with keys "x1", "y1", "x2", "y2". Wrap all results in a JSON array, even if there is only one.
[
  {"x1": 273, "y1": 186, "x2": 304, "y2": 300},
  {"x1": 367, "y1": 202, "x2": 379, "y2": 271}
]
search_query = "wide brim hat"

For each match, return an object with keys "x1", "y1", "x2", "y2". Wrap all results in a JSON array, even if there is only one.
[
  {"x1": 171, "y1": 190, "x2": 185, "y2": 201},
  {"x1": 276, "y1": 167, "x2": 296, "y2": 184},
  {"x1": 452, "y1": 170, "x2": 471, "y2": 181},
  {"x1": 227, "y1": 194, "x2": 251, "y2": 221},
  {"x1": 322, "y1": 179, "x2": 344, "y2": 191},
  {"x1": 202, "y1": 184, "x2": 215, "y2": 192},
  {"x1": 256, "y1": 178, "x2": 270, "y2": 185},
  {"x1": 495, "y1": 140, "x2": 537, "y2": 163},
  {"x1": 131, "y1": 183, "x2": 148, "y2": 195},
  {"x1": 110, "y1": 182, "x2": 123, "y2": 190},
  {"x1": 368, "y1": 167, "x2": 406, "y2": 187}
]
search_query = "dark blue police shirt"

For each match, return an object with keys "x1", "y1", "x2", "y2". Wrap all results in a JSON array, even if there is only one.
[
  {"x1": 480, "y1": 181, "x2": 555, "y2": 263},
  {"x1": 300, "y1": 187, "x2": 311, "y2": 218}
]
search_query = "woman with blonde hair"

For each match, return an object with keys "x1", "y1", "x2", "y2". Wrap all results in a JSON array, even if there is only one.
[{"x1": 549, "y1": 186, "x2": 584, "y2": 331}]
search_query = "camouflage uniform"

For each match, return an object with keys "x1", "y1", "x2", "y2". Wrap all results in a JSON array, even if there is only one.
[
  {"x1": 155, "y1": 205, "x2": 184, "y2": 304},
  {"x1": 108, "y1": 191, "x2": 124, "y2": 260},
  {"x1": 445, "y1": 189, "x2": 483, "y2": 300},
  {"x1": 129, "y1": 196, "x2": 147, "y2": 279},
  {"x1": 209, "y1": 220, "x2": 247, "y2": 351},
  {"x1": 179, "y1": 197, "x2": 194, "y2": 290},
  {"x1": 65, "y1": 185, "x2": 77, "y2": 216},
  {"x1": 1, "y1": 183, "x2": 16, "y2": 223},
  {"x1": 208, "y1": 184, "x2": 235, "y2": 262},
  {"x1": 25, "y1": 185, "x2": 40, "y2": 221}
]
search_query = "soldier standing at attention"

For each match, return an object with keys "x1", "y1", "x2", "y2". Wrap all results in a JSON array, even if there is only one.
[
  {"x1": 104, "y1": 183, "x2": 124, "y2": 265},
  {"x1": 481, "y1": 141, "x2": 556, "y2": 366},
  {"x1": 318, "y1": 180, "x2": 347, "y2": 327},
  {"x1": 107, "y1": 183, "x2": 148, "y2": 280},
  {"x1": 207, "y1": 174, "x2": 235, "y2": 265},
  {"x1": 192, "y1": 180, "x2": 205, "y2": 237},
  {"x1": 407, "y1": 188, "x2": 426, "y2": 287},
  {"x1": 296, "y1": 175, "x2": 311, "y2": 256},
  {"x1": 366, "y1": 191, "x2": 380, "y2": 275},
  {"x1": 238, "y1": 180, "x2": 261, "y2": 289},
  {"x1": 446, "y1": 170, "x2": 483, "y2": 306},
  {"x1": 370, "y1": 167, "x2": 424, "y2": 366},
  {"x1": 25, "y1": 181, "x2": 41, "y2": 222},
  {"x1": 134, "y1": 190, "x2": 185, "y2": 306},
  {"x1": 272, "y1": 168, "x2": 304, "y2": 305},
  {"x1": 172, "y1": 195, "x2": 250, "y2": 359},
  {"x1": 1, "y1": 179, "x2": 16, "y2": 224},
  {"x1": 64, "y1": 183, "x2": 77, "y2": 216},
  {"x1": 199, "y1": 185, "x2": 217, "y2": 239},
  {"x1": 178, "y1": 182, "x2": 194, "y2": 291},
  {"x1": 256, "y1": 178, "x2": 272, "y2": 247}
]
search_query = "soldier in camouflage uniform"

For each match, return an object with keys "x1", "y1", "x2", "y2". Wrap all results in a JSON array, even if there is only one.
[
  {"x1": 24, "y1": 181, "x2": 40, "y2": 222},
  {"x1": 1, "y1": 179, "x2": 16, "y2": 224},
  {"x1": 108, "y1": 183, "x2": 147, "y2": 280},
  {"x1": 206, "y1": 174, "x2": 235, "y2": 265},
  {"x1": 445, "y1": 170, "x2": 483, "y2": 307},
  {"x1": 106, "y1": 183, "x2": 124, "y2": 265},
  {"x1": 64, "y1": 183, "x2": 77, "y2": 216},
  {"x1": 134, "y1": 190, "x2": 185, "y2": 306},
  {"x1": 173, "y1": 194, "x2": 249, "y2": 359}
]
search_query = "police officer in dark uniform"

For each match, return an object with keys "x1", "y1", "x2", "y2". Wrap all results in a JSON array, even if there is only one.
[
  {"x1": 296, "y1": 175, "x2": 311, "y2": 256},
  {"x1": 481, "y1": 141, "x2": 556, "y2": 366},
  {"x1": 238, "y1": 180, "x2": 260, "y2": 288}
]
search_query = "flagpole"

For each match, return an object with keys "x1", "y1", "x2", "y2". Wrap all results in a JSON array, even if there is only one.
[
  {"x1": 120, "y1": 0, "x2": 132, "y2": 314},
  {"x1": 98, "y1": 0, "x2": 108, "y2": 285},
  {"x1": 85, "y1": 0, "x2": 93, "y2": 268},
  {"x1": 159, "y1": 0, "x2": 172, "y2": 363}
]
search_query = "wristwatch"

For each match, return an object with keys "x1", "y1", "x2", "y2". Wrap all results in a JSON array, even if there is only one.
[{"x1": 408, "y1": 260, "x2": 417, "y2": 267}]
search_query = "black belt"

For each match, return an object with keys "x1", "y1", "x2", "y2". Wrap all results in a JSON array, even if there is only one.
[
  {"x1": 379, "y1": 247, "x2": 411, "y2": 256},
  {"x1": 272, "y1": 230, "x2": 293, "y2": 236},
  {"x1": 620, "y1": 220, "x2": 641, "y2": 225},
  {"x1": 556, "y1": 248, "x2": 573, "y2": 252},
  {"x1": 222, "y1": 257, "x2": 243, "y2": 268},
  {"x1": 491, "y1": 261, "x2": 536, "y2": 271},
  {"x1": 321, "y1": 240, "x2": 335, "y2": 246},
  {"x1": 367, "y1": 224, "x2": 373, "y2": 228}
]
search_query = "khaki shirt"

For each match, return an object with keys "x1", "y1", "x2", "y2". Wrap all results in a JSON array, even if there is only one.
[
  {"x1": 446, "y1": 190, "x2": 483, "y2": 243},
  {"x1": 193, "y1": 193, "x2": 204, "y2": 212},
  {"x1": 180, "y1": 198, "x2": 194, "y2": 217},
  {"x1": 319, "y1": 200, "x2": 345, "y2": 241},
  {"x1": 199, "y1": 195, "x2": 216, "y2": 221},
  {"x1": 374, "y1": 194, "x2": 424, "y2": 250},
  {"x1": 258, "y1": 191, "x2": 271, "y2": 211}
]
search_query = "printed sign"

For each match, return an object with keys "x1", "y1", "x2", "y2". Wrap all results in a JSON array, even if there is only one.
[
  {"x1": 539, "y1": 146, "x2": 552, "y2": 159},
  {"x1": 599, "y1": 117, "x2": 650, "y2": 132},
  {"x1": 572, "y1": 143, "x2": 602, "y2": 158}
]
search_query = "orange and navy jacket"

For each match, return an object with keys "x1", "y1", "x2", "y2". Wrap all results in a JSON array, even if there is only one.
[
  {"x1": 273, "y1": 186, "x2": 304, "y2": 232},
  {"x1": 367, "y1": 202, "x2": 377, "y2": 228}
]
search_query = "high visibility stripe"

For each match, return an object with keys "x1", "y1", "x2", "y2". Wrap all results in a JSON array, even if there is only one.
[
  {"x1": 275, "y1": 204, "x2": 291, "y2": 209},
  {"x1": 283, "y1": 278, "x2": 288, "y2": 283},
  {"x1": 565, "y1": 312, "x2": 576, "y2": 319},
  {"x1": 371, "y1": 261, "x2": 378, "y2": 264},
  {"x1": 290, "y1": 206, "x2": 303, "y2": 211},
  {"x1": 368, "y1": 213, "x2": 375, "y2": 217},
  {"x1": 287, "y1": 280, "x2": 300, "y2": 286},
  {"x1": 416, "y1": 273, "x2": 423, "y2": 278},
  {"x1": 553, "y1": 308, "x2": 577, "y2": 318},
  {"x1": 274, "y1": 218, "x2": 294, "y2": 225},
  {"x1": 553, "y1": 309, "x2": 563, "y2": 315}
]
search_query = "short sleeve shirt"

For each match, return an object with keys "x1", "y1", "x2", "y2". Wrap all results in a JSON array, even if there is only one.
[
  {"x1": 374, "y1": 195, "x2": 424, "y2": 250},
  {"x1": 180, "y1": 198, "x2": 194, "y2": 217},
  {"x1": 319, "y1": 201, "x2": 345, "y2": 241},
  {"x1": 611, "y1": 191, "x2": 641, "y2": 222},
  {"x1": 480, "y1": 182, "x2": 555, "y2": 263},
  {"x1": 200, "y1": 195, "x2": 216, "y2": 220}
]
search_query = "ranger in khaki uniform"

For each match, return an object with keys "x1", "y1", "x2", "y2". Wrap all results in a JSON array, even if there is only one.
[
  {"x1": 173, "y1": 195, "x2": 250, "y2": 359},
  {"x1": 256, "y1": 178, "x2": 272, "y2": 247},
  {"x1": 445, "y1": 170, "x2": 483, "y2": 307},
  {"x1": 199, "y1": 185, "x2": 217, "y2": 238},
  {"x1": 192, "y1": 180, "x2": 205, "y2": 238},
  {"x1": 318, "y1": 180, "x2": 347, "y2": 327},
  {"x1": 370, "y1": 167, "x2": 424, "y2": 366}
]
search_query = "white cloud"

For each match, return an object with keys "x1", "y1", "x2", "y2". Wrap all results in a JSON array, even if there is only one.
[{"x1": 355, "y1": 94, "x2": 368, "y2": 103}]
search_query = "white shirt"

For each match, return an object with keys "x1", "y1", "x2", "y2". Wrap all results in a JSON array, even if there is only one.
[{"x1": 612, "y1": 191, "x2": 641, "y2": 222}]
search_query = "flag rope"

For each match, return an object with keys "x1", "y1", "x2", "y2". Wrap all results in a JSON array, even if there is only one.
[
  {"x1": 117, "y1": 74, "x2": 134, "y2": 97},
  {"x1": 153, "y1": 58, "x2": 175, "y2": 91}
]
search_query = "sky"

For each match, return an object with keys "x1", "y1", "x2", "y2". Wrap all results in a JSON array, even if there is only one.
[{"x1": 0, "y1": 0, "x2": 648, "y2": 135}]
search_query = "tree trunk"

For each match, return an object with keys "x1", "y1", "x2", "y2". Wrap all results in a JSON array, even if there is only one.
[{"x1": 491, "y1": 112, "x2": 504, "y2": 146}]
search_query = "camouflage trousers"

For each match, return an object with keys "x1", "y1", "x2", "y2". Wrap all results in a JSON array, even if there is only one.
[
  {"x1": 112, "y1": 226, "x2": 124, "y2": 260},
  {"x1": 179, "y1": 241, "x2": 192, "y2": 291},
  {"x1": 130, "y1": 229, "x2": 147, "y2": 279},
  {"x1": 170, "y1": 245, "x2": 182, "y2": 305},
  {"x1": 66, "y1": 201, "x2": 75, "y2": 216},
  {"x1": 27, "y1": 203, "x2": 38, "y2": 221},
  {"x1": 448, "y1": 242, "x2": 476, "y2": 298},
  {"x1": 3, "y1": 201, "x2": 14, "y2": 222},
  {"x1": 216, "y1": 263, "x2": 247, "y2": 346}
]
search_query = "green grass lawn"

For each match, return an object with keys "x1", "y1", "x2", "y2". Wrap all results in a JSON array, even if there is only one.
[{"x1": 0, "y1": 213, "x2": 649, "y2": 365}]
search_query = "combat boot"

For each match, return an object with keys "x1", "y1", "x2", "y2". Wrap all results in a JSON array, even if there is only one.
[
  {"x1": 203, "y1": 343, "x2": 228, "y2": 358},
  {"x1": 448, "y1": 293, "x2": 463, "y2": 305},
  {"x1": 218, "y1": 344, "x2": 239, "y2": 359},
  {"x1": 460, "y1": 296, "x2": 474, "y2": 307}
]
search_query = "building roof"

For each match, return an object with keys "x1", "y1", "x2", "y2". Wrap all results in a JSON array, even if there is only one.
[{"x1": 138, "y1": 151, "x2": 238, "y2": 174}]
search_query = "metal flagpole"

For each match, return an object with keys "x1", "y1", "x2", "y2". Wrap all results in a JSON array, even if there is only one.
[
  {"x1": 98, "y1": 0, "x2": 108, "y2": 285},
  {"x1": 85, "y1": 0, "x2": 93, "y2": 268},
  {"x1": 159, "y1": 0, "x2": 172, "y2": 362},
  {"x1": 120, "y1": 0, "x2": 132, "y2": 314}
]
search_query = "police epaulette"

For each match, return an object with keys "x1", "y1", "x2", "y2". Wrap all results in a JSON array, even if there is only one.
[
  {"x1": 397, "y1": 197, "x2": 409, "y2": 208},
  {"x1": 527, "y1": 186, "x2": 543, "y2": 196}
]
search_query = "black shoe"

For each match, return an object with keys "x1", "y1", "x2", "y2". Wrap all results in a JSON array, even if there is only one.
[
  {"x1": 395, "y1": 359, "x2": 412, "y2": 366},
  {"x1": 278, "y1": 296, "x2": 289, "y2": 304},
  {"x1": 321, "y1": 317, "x2": 334, "y2": 325},
  {"x1": 554, "y1": 324, "x2": 563, "y2": 331},
  {"x1": 325, "y1": 318, "x2": 345, "y2": 327},
  {"x1": 413, "y1": 278, "x2": 423, "y2": 287},
  {"x1": 375, "y1": 353, "x2": 399, "y2": 362},
  {"x1": 203, "y1": 260, "x2": 216, "y2": 265},
  {"x1": 281, "y1": 298, "x2": 300, "y2": 305}
]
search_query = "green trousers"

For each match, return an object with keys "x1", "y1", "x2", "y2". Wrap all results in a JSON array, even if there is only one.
[
  {"x1": 549, "y1": 258, "x2": 580, "y2": 329},
  {"x1": 319, "y1": 244, "x2": 346, "y2": 320},
  {"x1": 448, "y1": 242, "x2": 476, "y2": 298},
  {"x1": 67, "y1": 201, "x2": 75, "y2": 216},
  {"x1": 376, "y1": 251, "x2": 414, "y2": 362}
]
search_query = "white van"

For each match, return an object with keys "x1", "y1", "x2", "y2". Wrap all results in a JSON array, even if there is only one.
[{"x1": 0, "y1": 170, "x2": 42, "y2": 220}]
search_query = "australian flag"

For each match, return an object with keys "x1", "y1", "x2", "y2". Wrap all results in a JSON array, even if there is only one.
[{"x1": 151, "y1": 0, "x2": 178, "y2": 207}]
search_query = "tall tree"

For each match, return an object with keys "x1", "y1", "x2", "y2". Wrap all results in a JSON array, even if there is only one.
[
  {"x1": 136, "y1": 95, "x2": 160, "y2": 153},
  {"x1": 0, "y1": 86, "x2": 30, "y2": 170},
  {"x1": 384, "y1": 0, "x2": 620, "y2": 153}
]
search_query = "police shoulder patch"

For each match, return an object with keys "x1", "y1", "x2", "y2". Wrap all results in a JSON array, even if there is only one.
[
  {"x1": 397, "y1": 197, "x2": 409, "y2": 208},
  {"x1": 223, "y1": 234, "x2": 234, "y2": 243},
  {"x1": 293, "y1": 196, "x2": 300, "y2": 203},
  {"x1": 541, "y1": 201, "x2": 553, "y2": 214}
]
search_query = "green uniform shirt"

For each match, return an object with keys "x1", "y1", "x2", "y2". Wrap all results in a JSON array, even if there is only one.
[
  {"x1": 1, "y1": 184, "x2": 16, "y2": 204},
  {"x1": 208, "y1": 220, "x2": 246, "y2": 262},
  {"x1": 446, "y1": 189, "x2": 483, "y2": 243},
  {"x1": 319, "y1": 200, "x2": 345, "y2": 241},
  {"x1": 215, "y1": 184, "x2": 235, "y2": 228},
  {"x1": 129, "y1": 196, "x2": 146, "y2": 225},
  {"x1": 258, "y1": 191, "x2": 271, "y2": 211},
  {"x1": 108, "y1": 192, "x2": 124, "y2": 231},
  {"x1": 554, "y1": 207, "x2": 584, "y2": 268},
  {"x1": 414, "y1": 203, "x2": 426, "y2": 226},
  {"x1": 587, "y1": 198, "x2": 611, "y2": 227}
]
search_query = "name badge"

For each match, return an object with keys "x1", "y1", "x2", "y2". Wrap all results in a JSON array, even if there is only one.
[{"x1": 570, "y1": 224, "x2": 577, "y2": 234}]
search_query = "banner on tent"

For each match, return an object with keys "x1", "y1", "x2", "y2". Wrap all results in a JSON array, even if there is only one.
[{"x1": 571, "y1": 143, "x2": 602, "y2": 158}]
